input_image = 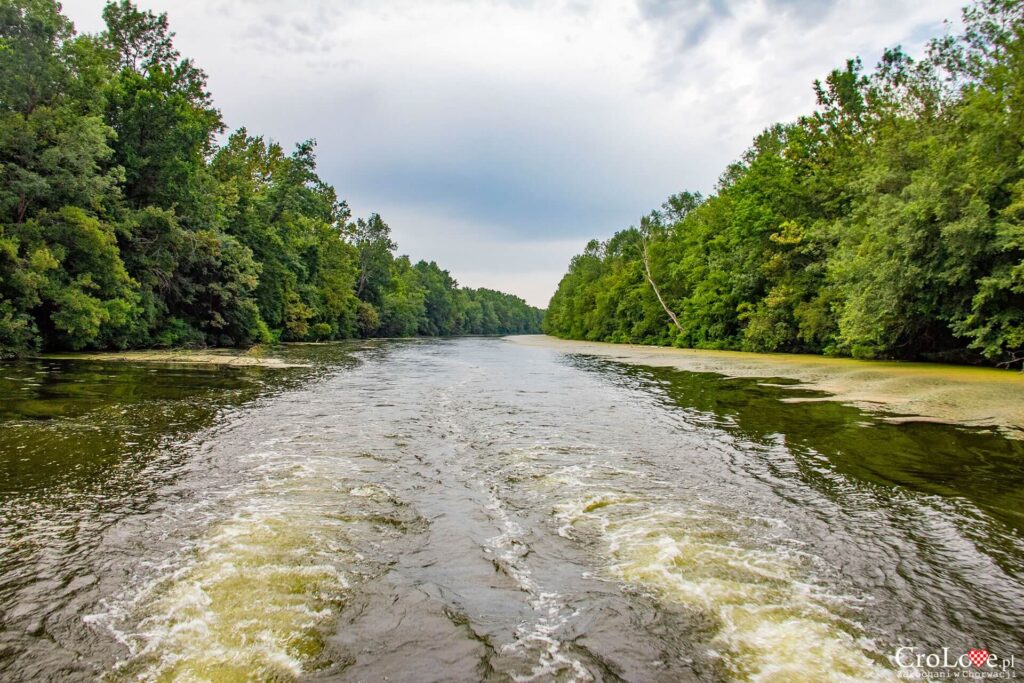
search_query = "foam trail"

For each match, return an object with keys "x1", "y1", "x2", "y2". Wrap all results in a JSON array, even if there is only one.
[
  {"x1": 90, "y1": 449, "x2": 362, "y2": 682},
  {"x1": 555, "y1": 492, "x2": 893, "y2": 682}
]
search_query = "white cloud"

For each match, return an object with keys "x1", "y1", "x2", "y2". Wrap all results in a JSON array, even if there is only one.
[{"x1": 60, "y1": 0, "x2": 965, "y2": 307}]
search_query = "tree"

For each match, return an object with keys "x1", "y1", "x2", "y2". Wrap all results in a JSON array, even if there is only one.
[
  {"x1": 101, "y1": 0, "x2": 222, "y2": 214},
  {"x1": 0, "y1": 0, "x2": 541, "y2": 355},
  {"x1": 546, "y1": 0, "x2": 1024, "y2": 367},
  {"x1": 353, "y1": 213, "x2": 396, "y2": 305}
]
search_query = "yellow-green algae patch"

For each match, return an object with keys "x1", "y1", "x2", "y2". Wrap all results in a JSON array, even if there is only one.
[
  {"x1": 507, "y1": 335, "x2": 1024, "y2": 437},
  {"x1": 37, "y1": 348, "x2": 307, "y2": 368}
]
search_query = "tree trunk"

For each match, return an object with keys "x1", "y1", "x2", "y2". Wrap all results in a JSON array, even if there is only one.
[
  {"x1": 642, "y1": 239, "x2": 685, "y2": 337},
  {"x1": 16, "y1": 194, "x2": 28, "y2": 224}
]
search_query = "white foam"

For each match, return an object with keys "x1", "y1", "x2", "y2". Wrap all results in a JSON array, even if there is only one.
[
  {"x1": 554, "y1": 490, "x2": 892, "y2": 682},
  {"x1": 484, "y1": 492, "x2": 594, "y2": 682},
  {"x1": 87, "y1": 443, "x2": 369, "y2": 682}
]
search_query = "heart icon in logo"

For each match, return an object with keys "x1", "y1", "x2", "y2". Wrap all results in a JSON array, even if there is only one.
[{"x1": 967, "y1": 649, "x2": 989, "y2": 668}]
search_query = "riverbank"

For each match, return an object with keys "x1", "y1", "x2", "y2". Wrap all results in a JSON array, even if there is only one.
[
  {"x1": 507, "y1": 335, "x2": 1024, "y2": 437},
  {"x1": 38, "y1": 348, "x2": 306, "y2": 368}
]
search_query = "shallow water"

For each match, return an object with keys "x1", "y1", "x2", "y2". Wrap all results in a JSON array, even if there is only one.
[{"x1": 1, "y1": 338, "x2": 1022, "y2": 681}]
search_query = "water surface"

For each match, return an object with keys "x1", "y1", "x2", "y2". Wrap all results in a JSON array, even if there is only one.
[{"x1": 1, "y1": 339, "x2": 1022, "y2": 681}]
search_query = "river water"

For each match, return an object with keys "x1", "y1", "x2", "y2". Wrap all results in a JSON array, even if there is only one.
[{"x1": 1, "y1": 338, "x2": 1022, "y2": 682}]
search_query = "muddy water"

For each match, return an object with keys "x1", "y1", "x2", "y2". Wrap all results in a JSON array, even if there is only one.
[{"x1": 1, "y1": 338, "x2": 1022, "y2": 681}]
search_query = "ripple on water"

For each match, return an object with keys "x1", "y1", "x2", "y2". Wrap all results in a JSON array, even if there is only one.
[
  {"x1": 100, "y1": 510, "x2": 348, "y2": 681},
  {"x1": 482, "y1": 492, "x2": 592, "y2": 682},
  {"x1": 86, "y1": 447, "x2": 419, "y2": 682},
  {"x1": 554, "y1": 492, "x2": 892, "y2": 682}
]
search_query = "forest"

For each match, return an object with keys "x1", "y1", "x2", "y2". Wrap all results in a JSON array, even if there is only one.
[
  {"x1": 0, "y1": 1, "x2": 543, "y2": 358},
  {"x1": 544, "y1": 0, "x2": 1024, "y2": 367}
]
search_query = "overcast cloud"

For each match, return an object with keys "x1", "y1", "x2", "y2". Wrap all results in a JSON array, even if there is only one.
[{"x1": 61, "y1": 0, "x2": 964, "y2": 306}]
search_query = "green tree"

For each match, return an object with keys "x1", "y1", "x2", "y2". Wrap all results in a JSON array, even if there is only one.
[{"x1": 0, "y1": 0, "x2": 542, "y2": 355}]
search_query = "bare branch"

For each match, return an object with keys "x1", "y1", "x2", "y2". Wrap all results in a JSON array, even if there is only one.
[{"x1": 641, "y1": 238, "x2": 685, "y2": 338}]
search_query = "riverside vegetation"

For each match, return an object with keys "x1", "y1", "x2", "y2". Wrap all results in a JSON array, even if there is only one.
[
  {"x1": 0, "y1": 1, "x2": 543, "y2": 359},
  {"x1": 544, "y1": 0, "x2": 1024, "y2": 368}
]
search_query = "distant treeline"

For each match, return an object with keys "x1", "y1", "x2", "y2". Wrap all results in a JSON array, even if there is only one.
[
  {"x1": 0, "y1": 1, "x2": 542, "y2": 358},
  {"x1": 545, "y1": 0, "x2": 1024, "y2": 367}
]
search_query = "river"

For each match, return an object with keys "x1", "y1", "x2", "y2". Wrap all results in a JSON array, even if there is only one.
[{"x1": 1, "y1": 338, "x2": 1022, "y2": 681}]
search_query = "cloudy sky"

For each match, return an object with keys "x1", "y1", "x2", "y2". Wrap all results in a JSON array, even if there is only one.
[{"x1": 61, "y1": 0, "x2": 964, "y2": 307}]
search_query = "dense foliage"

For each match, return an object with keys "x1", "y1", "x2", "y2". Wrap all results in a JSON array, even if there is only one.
[
  {"x1": 545, "y1": 0, "x2": 1024, "y2": 367},
  {"x1": 0, "y1": 1, "x2": 542, "y2": 357}
]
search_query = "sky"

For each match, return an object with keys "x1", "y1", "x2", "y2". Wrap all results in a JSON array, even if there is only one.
[{"x1": 61, "y1": 0, "x2": 965, "y2": 307}]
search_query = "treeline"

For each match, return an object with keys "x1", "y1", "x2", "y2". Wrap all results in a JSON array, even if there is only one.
[
  {"x1": 545, "y1": 0, "x2": 1024, "y2": 367},
  {"x1": 0, "y1": 1, "x2": 542, "y2": 358}
]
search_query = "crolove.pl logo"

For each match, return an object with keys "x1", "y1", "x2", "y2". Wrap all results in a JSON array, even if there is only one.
[{"x1": 896, "y1": 647, "x2": 1017, "y2": 679}]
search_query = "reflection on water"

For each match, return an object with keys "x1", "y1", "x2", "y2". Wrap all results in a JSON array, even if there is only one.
[
  {"x1": 564, "y1": 359, "x2": 1024, "y2": 679},
  {"x1": 0, "y1": 350, "x2": 332, "y2": 680},
  {"x1": 1, "y1": 340, "x2": 1022, "y2": 681},
  {"x1": 617, "y1": 362, "x2": 1024, "y2": 535}
]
